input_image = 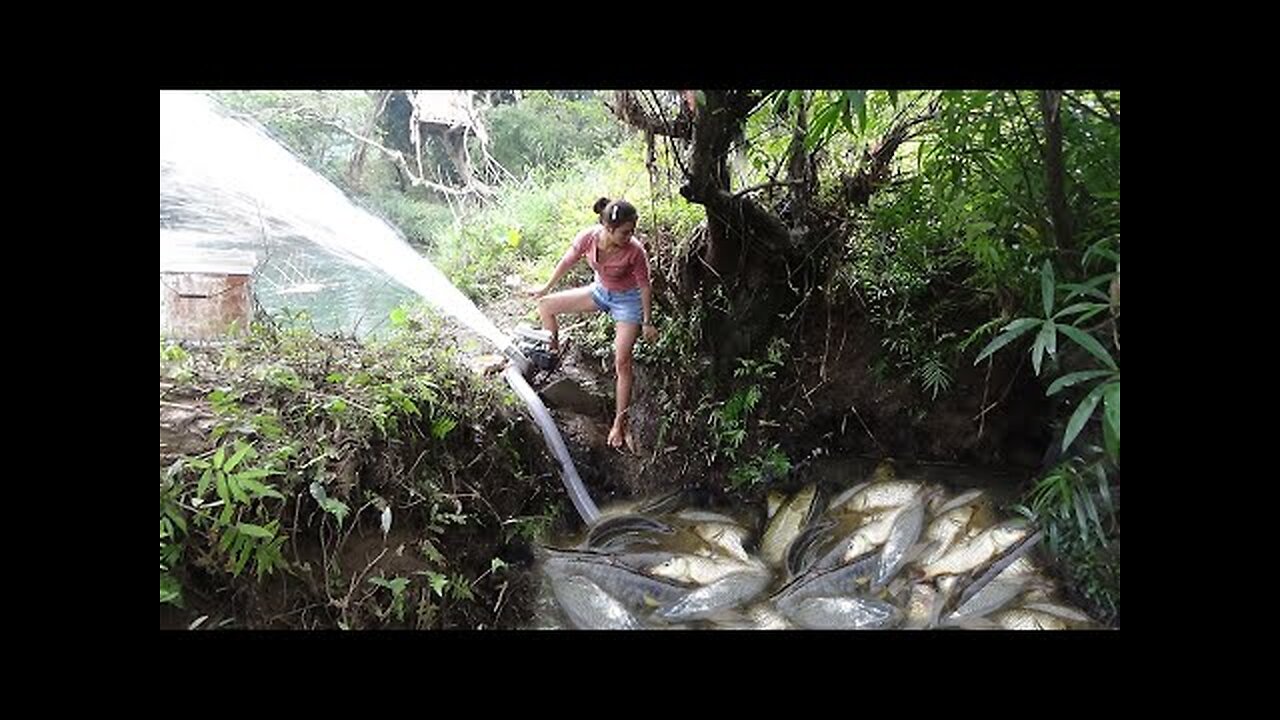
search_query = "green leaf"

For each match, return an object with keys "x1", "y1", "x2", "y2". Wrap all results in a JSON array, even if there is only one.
[
  {"x1": 215, "y1": 471, "x2": 229, "y2": 505},
  {"x1": 237, "y1": 477, "x2": 285, "y2": 500},
  {"x1": 236, "y1": 522, "x2": 274, "y2": 539},
  {"x1": 1073, "y1": 491, "x2": 1090, "y2": 543},
  {"x1": 321, "y1": 498, "x2": 350, "y2": 525},
  {"x1": 431, "y1": 417, "x2": 457, "y2": 440},
  {"x1": 1043, "y1": 319, "x2": 1057, "y2": 357},
  {"x1": 805, "y1": 101, "x2": 843, "y2": 151},
  {"x1": 421, "y1": 540, "x2": 445, "y2": 565},
  {"x1": 227, "y1": 474, "x2": 248, "y2": 504},
  {"x1": 390, "y1": 307, "x2": 409, "y2": 327},
  {"x1": 1053, "y1": 302, "x2": 1108, "y2": 320},
  {"x1": 1083, "y1": 487, "x2": 1105, "y2": 541},
  {"x1": 1082, "y1": 238, "x2": 1120, "y2": 269},
  {"x1": 1047, "y1": 370, "x2": 1114, "y2": 396},
  {"x1": 965, "y1": 221, "x2": 996, "y2": 239},
  {"x1": 1063, "y1": 383, "x2": 1109, "y2": 452},
  {"x1": 777, "y1": 89, "x2": 801, "y2": 117},
  {"x1": 1061, "y1": 285, "x2": 1108, "y2": 303},
  {"x1": 218, "y1": 526, "x2": 238, "y2": 553},
  {"x1": 449, "y1": 574, "x2": 475, "y2": 601},
  {"x1": 1104, "y1": 382, "x2": 1120, "y2": 441},
  {"x1": 1095, "y1": 464, "x2": 1115, "y2": 517},
  {"x1": 1058, "y1": 324, "x2": 1118, "y2": 371},
  {"x1": 233, "y1": 540, "x2": 253, "y2": 576},
  {"x1": 490, "y1": 557, "x2": 508, "y2": 573},
  {"x1": 1032, "y1": 325, "x2": 1048, "y2": 376},
  {"x1": 369, "y1": 576, "x2": 410, "y2": 594},
  {"x1": 160, "y1": 575, "x2": 183, "y2": 606},
  {"x1": 1073, "y1": 306, "x2": 1110, "y2": 326},
  {"x1": 197, "y1": 468, "x2": 213, "y2": 499},
  {"x1": 399, "y1": 397, "x2": 419, "y2": 416},
  {"x1": 253, "y1": 413, "x2": 283, "y2": 440},
  {"x1": 1040, "y1": 260, "x2": 1055, "y2": 317},
  {"x1": 213, "y1": 446, "x2": 226, "y2": 470},
  {"x1": 224, "y1": 443, "x2": 252, "y2": 473},
  {"x1": 1104, "y1": 405, "x2": 1120, "y2": 461},
  {"x1": 234, "y1": 468, "x2": 280, "y2": 480},
  {"x1": 974, "y1": 318, "x2": 1041, "y2": 364},
  {"x1": 426, "y1": 571, "x2": 449, "y2": 597},
  {"x1": 851, "y1": 91, "x2": 867, "y2": 131},
  {"x1": 888, "y1": 90, "x2": 899, "y2": 108},
  {"x1": 166, "y1": 508, "x2": 187, "y2": 535}
]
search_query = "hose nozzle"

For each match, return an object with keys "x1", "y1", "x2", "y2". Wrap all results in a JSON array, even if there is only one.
[{"x1": 502, "y1": 342, "x2": 531, "y2": 377}]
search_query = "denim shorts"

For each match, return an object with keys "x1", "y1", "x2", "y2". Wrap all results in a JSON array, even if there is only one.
[{"x1": 591, "y1": 282, "x2": 643, "y2": 325}]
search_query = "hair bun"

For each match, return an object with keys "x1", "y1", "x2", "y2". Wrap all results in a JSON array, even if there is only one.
[{"x1": 592, "y1": 197, "x2": 611, "y2": 214}]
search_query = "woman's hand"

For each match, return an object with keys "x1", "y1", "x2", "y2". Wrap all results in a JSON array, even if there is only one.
[
  {"x1": 528, "y1": 285, "x2": 549, "y2": 300},
  {"x1": 642, "y1": 323, "x2": 658, "y2": 342}
]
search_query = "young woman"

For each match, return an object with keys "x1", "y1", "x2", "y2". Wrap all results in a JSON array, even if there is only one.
[{"x1": 531, "y1": 197, "x2": 657, "y2": 449}]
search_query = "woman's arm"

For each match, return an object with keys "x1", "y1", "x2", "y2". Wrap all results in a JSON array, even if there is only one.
[
  {"x1": 534, "y1": 229, "x2": 591, "y2": 296},
  {"x1": 639, "y1": 286, "x2": 657, "y2": 341},
  {"x1": 634, "y1": 243, "x2": 657, "y2": 340},
  {"x1": 536, "y1": 256, "x2": 576, "y2": 296}
]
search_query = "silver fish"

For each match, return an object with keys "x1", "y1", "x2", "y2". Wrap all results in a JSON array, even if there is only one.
[
  {"x1": 789, "y1": 596, "x2": 901, "y2": 630},
  {"x1": 549, "y1": 575, "x2": 641, "y2": 630},
  {"x1": 658, "y1": 570, "x2": 772, "y2": 622},
  {"x1": 872, "y1": 491, "x2": 929, "y2": 589},
  {"x1": 543, "y1": 549, "x2": 692, "y2": 610},
  {"x1": 761, "y1": 484, "x2": 818, "y2": 567}
]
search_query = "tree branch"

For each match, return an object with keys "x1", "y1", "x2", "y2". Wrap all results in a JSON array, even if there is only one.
[
  {"x1": 608, "y1": 90, "x2": 692, "y2": 140},
  {"x1": 643, "y1": 90, "x2": 690, "y2": 177},
  {"x1": 314, "y1": 115, "x2": 490, "y2": 198},
  {"x1": 841, "y1": 94, "x2": 940, "y2": 207},
  {"x1": 1009, "y1": 91, "x2": 1043, "y2": 157},
  {"x1": 996, "y1": 92, "x2": 1042, "y2": 209},
  {"x1": 1062, "y1": 91, "x2": 1118, "y2": 127},
  {"x1": 733, "y1": 179, "x2": 806, "y2": 198},
  {"x1": 1092, "y1": 90, "x2": 1120, "y2": 126}
]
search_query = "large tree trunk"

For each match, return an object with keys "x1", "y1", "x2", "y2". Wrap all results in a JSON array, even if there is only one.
[
  {"x1": 611, "y1": 90, "x2": 933, "y2": 377},
  {"x1": 675, "y1": 92, "x2": 796, "y2": 371},
  {"x1": 440, "y1": 127, "x2": 474, "y2": 188},
  {"x1": 785, "y1": 92, "x2": 814, "y2": 222},
  {"x1": 347, "y1": 90, "x2": 392, "y2": 188},
  {"x1": 1039, "y1": 90, "x2": 1073, "y2": 252}
]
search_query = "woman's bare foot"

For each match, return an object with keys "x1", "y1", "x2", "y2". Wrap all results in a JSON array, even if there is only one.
[{"x1": 608, "y1": 421, "x2": 626, "y2": 449}]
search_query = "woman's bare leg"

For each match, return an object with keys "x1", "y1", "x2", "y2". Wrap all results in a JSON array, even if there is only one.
[
  {"x1": 609, "y1": 322, "x2": 641, "y2": 448},
  {"x1": 537, "y1": 286, "x2": 598, "y2": 352}
]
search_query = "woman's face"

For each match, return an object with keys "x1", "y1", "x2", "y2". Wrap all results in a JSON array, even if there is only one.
[{"x1": 605, "y1": 221, "x2": 636, "y2": 245}]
